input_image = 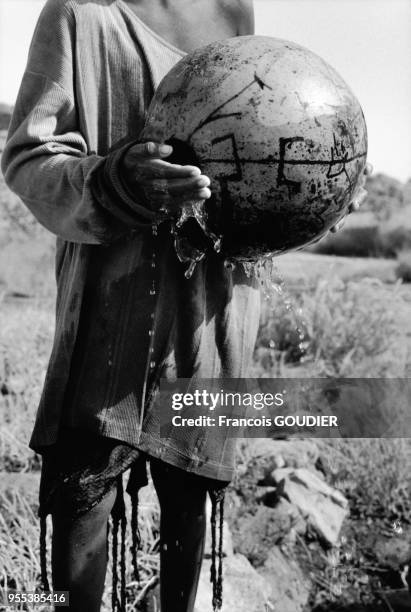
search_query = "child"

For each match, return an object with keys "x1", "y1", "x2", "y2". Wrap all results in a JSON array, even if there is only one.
[
  {"x1": 1, "y1": 1, "x2": 368, "y2": 610},
  {"x1": 2, "y1": 1, "x2": 257, "y2": 610}
]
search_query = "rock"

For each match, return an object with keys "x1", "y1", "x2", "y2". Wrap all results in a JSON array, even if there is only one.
[
  {"x1": 234, "y1": 501, "x2": 305, "y2": 566},
  {"x1": 273, "y1": 468, "x2": 347, "y2": 507},
  {"x1": 272, "y1": 468, "x2": 348, "y2": 546},
  {"x1": 254, "y1": 490, "x2": 306, "y2": 533},
  {"x1": 272, "y1": 453, "x2": 286, "y2": 469},
  {"x1": 204, "y1": 497, "x2": 234, "y2": 559},
  {"x1": 246, "y1": 439, "x2": 319, "y2": 484},
  {"x1": 273, "y1": 498, "x2": 307, "y2": 537},
  {"x1": 195, "y1": 554, "x2": 271, "y2": 612},
  {"x1": 259, "y1": 547, "x2": 311, "y2": 612}
]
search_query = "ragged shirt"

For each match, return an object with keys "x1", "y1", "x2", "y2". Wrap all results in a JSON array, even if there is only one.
[{"x1": 1, "y1": 0, "x2": 260, "y2": 481}]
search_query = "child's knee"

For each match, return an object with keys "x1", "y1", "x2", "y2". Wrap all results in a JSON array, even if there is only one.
[{"x1": 151, "y1": 459, "x2": 209, "y2": 516}]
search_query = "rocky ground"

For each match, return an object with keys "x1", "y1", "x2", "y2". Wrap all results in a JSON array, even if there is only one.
[
  {"x1": 1, "y1": 436, "x2": 410, "y2": 612},
  {"x1": 130, "y1": 437, "x2": 411, "y2": 612}
]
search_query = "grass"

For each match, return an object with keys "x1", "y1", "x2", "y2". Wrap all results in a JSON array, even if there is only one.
[
  {"x1": 0, "y1": 479, "x2": 161, "y2": 612},
  {"x1": 0, "y1": 299, "x2": 53, "y2": 473},
  {"x1": 0, "y1": 480, "x2": 44, "y2": 603},
  {"x1": 311, "y1": 438, "x2": 411, "y2": 608},
  {"x1": 317, "y1": 438, "x2": 411, "y2": 526},
  {"x1": 254, "y1": 275, "x2": 407, "y2": 378}
]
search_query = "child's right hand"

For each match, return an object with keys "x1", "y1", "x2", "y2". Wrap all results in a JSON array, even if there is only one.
[{"x1": 121, "y1": 141, "x2": 211, "y2": 214}]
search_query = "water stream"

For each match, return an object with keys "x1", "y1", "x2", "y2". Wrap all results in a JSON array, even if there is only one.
[{"x1": 242, "y1": 257, "x2": 309, "y2": 364}]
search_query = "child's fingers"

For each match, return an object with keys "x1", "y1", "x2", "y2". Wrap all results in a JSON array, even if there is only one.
[
  {"x1": 128, "y1": 141, "x2": 173, "y2": 159},
  {"x1": 152, "y1": 160, "x2": 202, "y2": 178},
  {"x1": 144, "y1": 175, "x2": 210, "y2": 196},
  {"x1": 127, "y1": 143, "x2": 202, "y2": 177},
  {"x1": 137, "y1": 159, "x2": 202, "y2": 179}
]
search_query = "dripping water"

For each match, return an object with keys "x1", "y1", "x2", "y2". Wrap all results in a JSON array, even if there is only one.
[
  {"x1": 171, "y1": 202, "x2": 223, "y2": 279},
  {"x1": 242, "y1": 257, "x2": 309, "y2": 365},
  {"x1": 139, "y1": 223, "x2": 159, "y2": 438},
  {"x1": 148, "y1": 224, "x2": 158, "y2": 370},
  {"x1": 184, "y1": 260, "x2": 199, "y2": 280}
]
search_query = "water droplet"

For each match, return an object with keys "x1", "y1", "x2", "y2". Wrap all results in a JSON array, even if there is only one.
[
  {"x1": 213, "y1": 237, "x2": 222, "y2": 253},
  {"x1": 224, "y1": 260, "x2": 235, "y2": 270},
  {"x1": 184, "y1": 260, "x2": 198, "y2": 279},
  {"x1": 242, "y1": 262, "x2": 254, "y2": 278},
  {"x1": 148, "y1": 330, "x2": 154, "y2": 337},
  {"x1": 152, "y1": 224, "x2": 158, "y2": 237},
  {"x1": 150, "y1": 289, "x2": 156, "y2": 296},
  {"x1": 240, "y1": 255, "x2": 310, "y2": 369},
  {"x1": 150, "y1": 361, "x2": 156, "y2": 369}
]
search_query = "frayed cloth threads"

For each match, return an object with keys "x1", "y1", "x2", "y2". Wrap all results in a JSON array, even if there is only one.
[
  {"x1": 209, "y1": 488, "x2": 225, "y2": 612},
  {"x1": 111, "y1": 475, "x2": 127, "y2": 612},
  {"x1": 39, "y1": 482, "x2": 226, "y2": 611},
  {"x1": 39, "y1": 515, "x2": 50, "y2": 593}
]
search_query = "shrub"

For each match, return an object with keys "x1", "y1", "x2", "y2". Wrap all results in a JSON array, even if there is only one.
[
  {"x1": 0, "y1": 298, "x2": 54, "y2": 472},
  {"x1": 255, "y1": 277, "x2": 405, "y2": 377},
  {"x1": 317, "y1": 438, "x2": 411, "y2": 525}
]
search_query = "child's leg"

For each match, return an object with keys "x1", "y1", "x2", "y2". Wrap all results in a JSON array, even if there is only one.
[
  {"x1": 150, "y1": 459, "x2": 208, "y2": 612},
  {"x1": 51, "y1": 487, "x2": 117, "y2": 612},
  {"x1": 42, "y1": 429, "x2": 141, "y2": 612}
]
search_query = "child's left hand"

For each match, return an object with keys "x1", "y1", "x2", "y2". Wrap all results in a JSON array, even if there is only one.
[{"x1": 329, "y1": 162, "x2": 373, "y2": 233}]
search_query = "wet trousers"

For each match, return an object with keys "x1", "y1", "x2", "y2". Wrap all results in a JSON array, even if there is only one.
[{"x1": 39, "y1": 430, "x2": 227, "y2": 611}]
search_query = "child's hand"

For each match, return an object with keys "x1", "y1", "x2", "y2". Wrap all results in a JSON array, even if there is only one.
[
  {"x1": 329, "y1": 162, "x2": 373, "y2": 233},
  {"x1": 121, "y1": 142, "x2": 211, "y2": 214}
]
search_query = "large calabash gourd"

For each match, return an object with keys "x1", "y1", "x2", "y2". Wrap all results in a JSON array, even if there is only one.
[{"x1": 141, "y1": 36, "x2": 368, "y2": 261}]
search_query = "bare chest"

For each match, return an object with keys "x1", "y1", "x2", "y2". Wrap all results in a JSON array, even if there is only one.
[{"x1": 122, "y1": 0, "x2": 238, "y2": 53}]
